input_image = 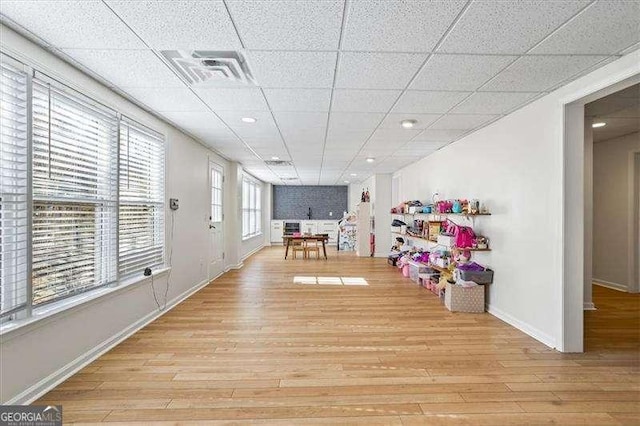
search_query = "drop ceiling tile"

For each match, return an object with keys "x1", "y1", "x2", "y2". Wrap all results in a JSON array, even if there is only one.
[
  {"x1": 195, "y1": 88, "x2": 268, "y2": 111},
  {"x1": 438, "y1": 1, "x2": 589, "y2": 54},
  {"x1": 430, "y1": 114, "x2": 499, "y2": 130},
  {"x1": 369, "y1": 128, "x2": 422, "y2": 143},
  {"x1": 280, "y1": 127, "x2": 327, "y2": 145},
  {"x1": 404, "y1": 140, "x2": 450, "y2": 151},
  {"x1": 62, "y1": 49, "x2": 185, "y2": 88},
  {"x1": 248, "y1": 51, "x2": 337, "y2": 88},
  {"x1": 451, "y1": 91, "x2": 539, "y2": 115},
  {"x1": 241, "y1": 137, "x2": 284, "y2": 149},
  {"x1": 216, "y1": 110, "x2": 275, "y2": 127},
  {"x1": 105, "y1": 0, "x2": 241, "y2": 50},
  {"x1": 342, "y1": 0, "x2": 466, "y2": 52},
  {"x1": 0, "y1": 0, "x2": 144, "y2": 49},
  {"x1": 331, "y1": 89, "x2": 400, "y2": 112},
  {"x1": 410, "y1": 54, "x2": 515, "y2": 91},
  {"x1": 328, "y1": 113, "x2": 385, "y2": 131},
  {"x1": 324, "y1": 146, "x2": 360, "y2": 158},
  {"x1": 216, "y1": 111, "x2": 281, "y2": 139},
  {"x1": 226, "y1": 0, "x2": 343, "y2": 50},
  {"x1": 413, "y1": 129, "x2": 467, "y2": 142},
  {"x1": 123, "y1": 87, "x2": 206, "y2": 112},
  {"x1": 392, "y1": 91, "x2": 470, "y2": 114},
  {"x1": 531, "y1": 1, "x2": 640, "y2": 55},
  {"x1": 326, "y1": 129, "x2": 372, "y2": 144},
  {"x1": 160, "y1": 111, "x2": 227, "y2": 131},
  {"x1": 274, "y1": 112, "x2": 328, "y2": 130},
  {"x1": 379, "y1": 113, "x2": 441, "y2": 130},
  {"x1": 263, "y1": 89, "x2": 332, "y2": 112},
  {"x1": 481, "y1": 55, "x2": 608, "y2": 92},
  {"x1": 335, "y1": 52, "x2": 426, "y2": 89}
]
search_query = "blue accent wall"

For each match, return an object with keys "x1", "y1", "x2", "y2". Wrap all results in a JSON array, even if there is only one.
[{"x1": 273, "y1": 186, "x2": 348, "y2": 220}]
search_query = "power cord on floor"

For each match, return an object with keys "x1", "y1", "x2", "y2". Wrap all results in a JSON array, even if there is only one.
[{"x1": 151, "y1": 209, "x2": 175, "y2": 312}]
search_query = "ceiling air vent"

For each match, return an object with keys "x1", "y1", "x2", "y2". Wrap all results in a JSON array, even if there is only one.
[
  {"x1": 160, "y1": 50, "x2": 256, "y2": 86},
  {"x1": 280, "y1": 177, "x2": 298, "y2": 181},
  {"x1": 264, "y1": 160, "x2": 293, "y2": 167}
]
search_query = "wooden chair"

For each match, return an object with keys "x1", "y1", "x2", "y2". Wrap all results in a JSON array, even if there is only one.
[
  {"x1": 291, "y1": 239, "x2": 306, "y2": 259},
  {"x1": 305, "y1": 237, "x2": 321, "y2": 260}
]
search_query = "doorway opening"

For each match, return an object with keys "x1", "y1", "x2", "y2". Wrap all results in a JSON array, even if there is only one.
[
  {"x1": 584, "y1": 85, "x2": 640, "y2": 351},
  {"x1": 563, "y1": 75, "x2": 640, "y2": 353}
]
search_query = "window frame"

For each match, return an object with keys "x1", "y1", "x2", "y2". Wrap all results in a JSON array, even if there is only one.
[
  {"x1": 30, "y1": 73, "x2": 120, "y2": 307},
  {"x1": 241, "y1": 176, "x2": 262, "y2": 240},
  {"x1": 0, "y1": 54, "x2": 167, "y2": 328}
]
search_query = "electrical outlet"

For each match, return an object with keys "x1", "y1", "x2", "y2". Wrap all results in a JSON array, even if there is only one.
[{"x1": 170, "y1": 198, "x2": 179, "y2": 210}]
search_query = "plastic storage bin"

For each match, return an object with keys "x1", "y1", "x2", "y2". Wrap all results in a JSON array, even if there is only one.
[
  {"x1": 408, "y1": 260, "x2": 430, "y2": 283},
  {"x1": 458, "y1": 268, "x2": 494, "y2": 285}
]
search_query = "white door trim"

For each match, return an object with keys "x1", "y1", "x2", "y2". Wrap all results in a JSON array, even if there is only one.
[{"x1": 628, "y1": 151, "x2": 640, "y2": 293}]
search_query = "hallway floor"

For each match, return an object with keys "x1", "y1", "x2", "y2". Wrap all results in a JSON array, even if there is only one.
[{"x1": 36, "y1": 247, "x2": 639, "y2": 424}]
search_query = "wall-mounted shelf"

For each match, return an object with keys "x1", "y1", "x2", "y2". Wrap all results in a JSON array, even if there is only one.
[
  {"x1": 392, "y1": 212, "x2": 491, "y2": 217},
  {"x1": 391, "y1": 231, "x2": 491, "y2": 252}
]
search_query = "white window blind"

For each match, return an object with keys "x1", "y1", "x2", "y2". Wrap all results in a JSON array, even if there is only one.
[
  {"x1": 0, "y1": 59, "x2": 29, "y2": 316},
  {"x1": 119, "y1": 118, "x2": 164, "y2": 277},
  {"x1": 242, "y1": 177, "x2": 261, "y2": 239},
  {"x1": 31, "y1": 75, "x2": 118, "y2": 306}
]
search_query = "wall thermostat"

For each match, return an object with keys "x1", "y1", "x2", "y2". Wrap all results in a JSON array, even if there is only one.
[{"x1": 169, "y1": 198, "x2": 179, "y2": 210}]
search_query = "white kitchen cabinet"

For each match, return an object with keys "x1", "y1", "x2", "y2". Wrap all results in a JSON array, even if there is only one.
[
  {"x1": 317, "y1": 220, "x2": 338, "y2": 243},
  {"x1": 300, "y1": 220, "x2": 318, "y2": 235},
  {"x1": 270, "y1": 220, "x2": 283, "y2": 243}
]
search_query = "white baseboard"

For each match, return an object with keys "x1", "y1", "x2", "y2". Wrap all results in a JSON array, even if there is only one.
[
  {"x1": 583, "y1": 302, "x2": 597, "y2": 310},
  {"x1": 224, "y1": 263, "x2": 243, "y2": 272},
  {"x1": 486, "y1": 304, "x2": 556, "y2": 349},
  {"x1": 593, "y1": 278, "x2": 628, "y2": 292},
  {"x1": 6, "y1": 277, "x2": 213, "y2": 405},
  {"x1": 242, "y1": 244, "x2": 265, "y2": 262}
]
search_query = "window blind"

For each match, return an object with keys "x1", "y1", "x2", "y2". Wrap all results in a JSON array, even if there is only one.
[
  {"x1": 118, "y1": 118, "x2": 164, "y2": 277},
  {"x1": 0, "y1": 59, "x2": 29, "y2": 316},
  {"x1": 242, "y1": 177, "x2": 261, "y2": 239},
  {"x1": 31, "y1": 76, "x2": 118, "y2": 306}
]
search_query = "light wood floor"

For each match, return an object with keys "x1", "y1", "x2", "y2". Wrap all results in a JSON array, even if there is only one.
[{"x1": 36, "y1": 247, "x2": 639, "y2": 425}]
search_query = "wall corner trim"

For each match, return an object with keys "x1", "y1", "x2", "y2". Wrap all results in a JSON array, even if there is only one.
[
  {"x1": 4, "y1": 277, "x2": 214, "y2": 405},
  {"x1": 486, "y1": 304, "x2": 557, "y2": 350}
]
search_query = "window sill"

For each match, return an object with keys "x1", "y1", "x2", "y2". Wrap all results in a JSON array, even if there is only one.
[
  {"x1": 242, "y1": 233, "x2": 263, "y2": 241},
  {"x1": 0, "y1": 267, "x2": 170, "y2": 340}
]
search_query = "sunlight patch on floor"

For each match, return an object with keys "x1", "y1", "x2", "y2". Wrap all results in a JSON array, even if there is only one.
[{"x1": 293, "y1": 276, "x2": 369, "y2": 286}]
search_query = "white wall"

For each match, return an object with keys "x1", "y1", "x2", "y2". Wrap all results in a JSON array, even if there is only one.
[
  {"x1": 0, "y1": 25, "x2": 262, "y2": 403},
  {"x1": 593, "y1": 132, "x2": 640, "y2": 291},
  {"x1": 392, "y1": 51, "x2": 640, "y2": 351}
]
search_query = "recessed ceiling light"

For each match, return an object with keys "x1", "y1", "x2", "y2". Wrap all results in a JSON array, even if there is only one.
[
  {"x1": 271, "y1": 156, "x2": 280, "y2": 160},
  {"x1": 366, "y1": 157, "x2": 375, "y2": 163},
  {"x1": 241, "y1": 117, "x2": 257, "y2": 123},
  {"x1": 400, "y1": 119, "x2": 417, "y2": 129},
  {"x1": 343, "y1": 180, "x2": 350, "y2": 184},
  {"x1": 592, "y1": 122, "x2": 606, "y2": 128},
  {"x1": 350, "y1": 173, "x2": 357, "y2": 177}
]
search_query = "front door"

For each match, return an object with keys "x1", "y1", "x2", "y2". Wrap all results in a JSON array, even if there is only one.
[{"x1": 208, "y1": 161, "x2": 224, "y2": 280}]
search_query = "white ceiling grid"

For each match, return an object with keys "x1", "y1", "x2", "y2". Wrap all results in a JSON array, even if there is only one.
[{"x1": 1, "y1": 0, "x2": 638, "y2": 185}]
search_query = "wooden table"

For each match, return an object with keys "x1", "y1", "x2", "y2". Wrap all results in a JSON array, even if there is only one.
[{"x1": 283, "y1": 235, "x2": 328, "y2": 260}]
